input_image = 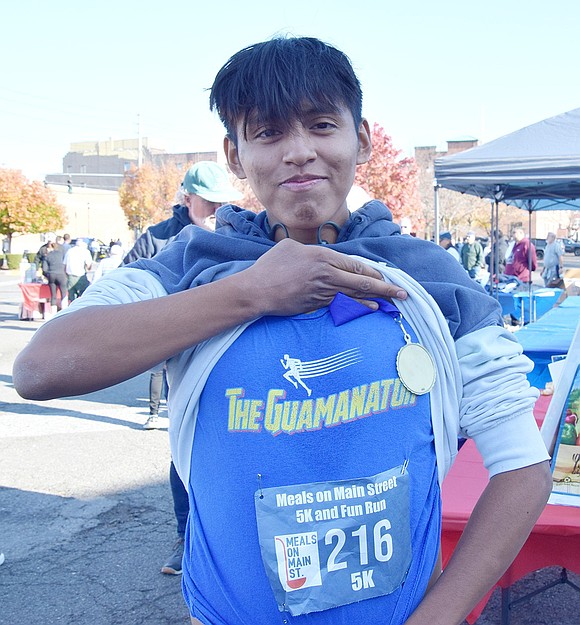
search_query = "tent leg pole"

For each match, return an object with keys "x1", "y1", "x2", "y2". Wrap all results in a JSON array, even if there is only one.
[
  {"x1": 528, "y1": 206, "x2": 533, "y2": 321},
  {"x1": 434, "y1": 182, "x2": 440, "y2": 243},
  {"x1": 495, "y1": 200, "x2": 500, "y2": 294},
  {"x1": 489, "y1": 201, "x2": 495, "y2": 295}
]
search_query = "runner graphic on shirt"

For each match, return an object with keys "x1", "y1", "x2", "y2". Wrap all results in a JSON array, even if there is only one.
[{"x1": 280, "y1": 348, "x2": 363, "y2": 397}]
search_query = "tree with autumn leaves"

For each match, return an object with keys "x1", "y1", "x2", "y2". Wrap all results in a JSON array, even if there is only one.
[
  {"x1": 355, "y1": 123, "x2": 423, "y2": 233},
  {"x1": 0, "y1": 168, "x2": 65, "y2": 252},
  {"x1": 118, "y1": 162, "x2": 184, "y2": 236}
]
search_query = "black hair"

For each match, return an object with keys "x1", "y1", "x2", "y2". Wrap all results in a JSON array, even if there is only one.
[{"x1": 209, "y1": 36, "x2": 363, "y2": 144}]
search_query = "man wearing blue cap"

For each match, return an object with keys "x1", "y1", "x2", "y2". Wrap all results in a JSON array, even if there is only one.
[{"x1": 123, "y1": 160, "x2": 241, "y2": 576}]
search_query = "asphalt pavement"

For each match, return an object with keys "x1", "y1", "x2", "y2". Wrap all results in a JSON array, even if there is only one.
[
  {"x1": 0, "y1": 271, "x2": 189, "y2": 624},
  {"x1": 0, "y1": 269, "x2": 578, "y2": 625}
]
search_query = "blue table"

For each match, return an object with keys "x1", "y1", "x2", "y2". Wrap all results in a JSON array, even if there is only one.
[
  {"x1": 498, "y1": 288, "x2": 563, "y2": 324},
  {"x1": 515, "y1": 296, "x2": 580, "y2": 388}
]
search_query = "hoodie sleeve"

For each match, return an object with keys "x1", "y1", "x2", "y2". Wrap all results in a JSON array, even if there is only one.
[
  {"x1": 123, "y1": 230, "x2": 156, "y2": 264},
  {"x1": 455, "y1": 325, "x2": 550, "y2": 477}
]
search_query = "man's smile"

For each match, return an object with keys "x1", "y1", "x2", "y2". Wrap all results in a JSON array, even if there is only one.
[{"x1": 280, "y1": 174, "x2": 326, "y2": 191}]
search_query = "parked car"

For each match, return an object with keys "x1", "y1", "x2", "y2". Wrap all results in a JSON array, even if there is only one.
[
  {"x1": 561, "y1": 237, "x2": 580, "y2": 255},
  {"x1": 529, "y1": 238, "x2": 547, "y2": 260}
]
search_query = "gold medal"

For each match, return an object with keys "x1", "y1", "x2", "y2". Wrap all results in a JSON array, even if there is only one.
[
  {"x1": 394, "y1": 315, "x2": 436, "y2": 396},
  {"x1": 396, "y1": 343, "x2": 436, "y2": 395}
]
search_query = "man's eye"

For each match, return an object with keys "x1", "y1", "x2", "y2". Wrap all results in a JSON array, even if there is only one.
[
  {"x1": 256, "y1": 128, "x2": 280, "y2": 139},
  {"x1": 312, "y1": 122, "x2": 336, "y2": 130}
]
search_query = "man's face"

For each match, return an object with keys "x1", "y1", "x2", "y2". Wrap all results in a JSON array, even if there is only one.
[
  {"x1": 185, "y1": 194, "x2": 221, "y2": 231},
  {"x1": 513, "y1": 229, "x2": 525, "y2": 242},
  {"x1": 439, "y1": 238, "x2": 450, "y2": 249},
  {"x1": 225, "y1": 105, "x2": 371, "y2": 244}
]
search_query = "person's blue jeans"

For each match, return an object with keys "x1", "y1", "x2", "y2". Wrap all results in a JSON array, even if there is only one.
[{"x1": 170, "y1": 461, "x2": 189, "y2": 537}]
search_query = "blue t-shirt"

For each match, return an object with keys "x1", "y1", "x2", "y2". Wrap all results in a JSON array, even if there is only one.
[{"x1": 182, "y1": 305, "x2": 440, "y2": 625}]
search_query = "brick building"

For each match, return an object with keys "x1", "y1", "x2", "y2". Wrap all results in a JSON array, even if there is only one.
[{"x1": 45, "y1": 138, "x2": 217, "y2": 191}]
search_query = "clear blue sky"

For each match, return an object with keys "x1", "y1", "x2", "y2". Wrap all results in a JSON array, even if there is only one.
[{"x1": 2, "y1": 0, "x2": 579, "y2": 180}]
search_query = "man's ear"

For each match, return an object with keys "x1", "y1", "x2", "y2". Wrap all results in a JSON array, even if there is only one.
[
  {"x1": 356, "y1": 119, "x2": 372, "y2": 165},
  {"x1": 224, "y1": 135, "x2": 247, "y2": 180}
]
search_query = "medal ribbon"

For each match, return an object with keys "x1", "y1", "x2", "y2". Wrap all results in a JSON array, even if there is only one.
[
  {"x1": 329, "y1": 293, "x2": 436, "y2": 396},
  {"x1": 328, "y1": 292, "x2": 400, "y2": 326}
]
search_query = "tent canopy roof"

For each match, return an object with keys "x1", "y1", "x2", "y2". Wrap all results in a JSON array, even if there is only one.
[{"x1": 434, "y1": 108, "x2": 580, "y2": 210}]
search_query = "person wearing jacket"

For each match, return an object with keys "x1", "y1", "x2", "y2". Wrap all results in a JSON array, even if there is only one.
[
  {"x1": 14, "y1": 37, "x2": 551, "y2": 625},
  {"x1": 485, "y1": 229, "x2": 508, "y2": 278},
  {"x1": 541, "y1": 232, "x2": 563, "y2": 286},
  {"x1": 123, "y1": 162, "x2": 241, "y2": 265},
  {"x1": 123, "y1": 161, "x2": 241, "y2": 576},
  {"x1": 460, "y1": 231, "x2": 485, "y2": 279},
  {"x1": 42, "y1": 240, "x2": 68, "y2": 316},
  {"x1": 505, "y1": 227, "x2": 537, "y2": 284}
]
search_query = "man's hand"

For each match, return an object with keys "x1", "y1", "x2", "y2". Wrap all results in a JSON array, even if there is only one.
[{"x1": 245, "y1": 239, "x2": 407, "y2": 316}]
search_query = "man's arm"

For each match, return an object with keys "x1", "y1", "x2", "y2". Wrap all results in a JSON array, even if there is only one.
[
  {"x1": 405, "y1": 460, "x2": 552, "y2": 625},
  {"x1": 13, "y1": 239, "x2": 407, "y2": 400}
]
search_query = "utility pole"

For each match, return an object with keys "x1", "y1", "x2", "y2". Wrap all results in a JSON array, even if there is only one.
[{"x1": 137, "y1": 113, "x2": 142, "y2": 168}]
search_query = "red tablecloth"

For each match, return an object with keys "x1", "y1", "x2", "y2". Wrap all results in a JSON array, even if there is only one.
[
  {"x1": 441, "y1": 394, "x2": 580, "y2": 623},
  {"x1": 18, "y1": 282, "x2": 52, "y2": 311}
]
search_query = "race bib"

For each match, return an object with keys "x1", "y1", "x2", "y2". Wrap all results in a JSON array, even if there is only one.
[{"x1": 255, "y1": 465, "x2": 411, "y2": 616}]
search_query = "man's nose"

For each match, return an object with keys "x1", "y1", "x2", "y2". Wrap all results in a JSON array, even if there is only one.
[{"x1": 282, "y1": 130, "x2": 317, "y2": 166}]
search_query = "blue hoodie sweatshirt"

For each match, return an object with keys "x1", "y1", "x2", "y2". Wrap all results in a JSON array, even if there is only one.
[{"x1": 130, "y1": 200, "x2": 503, "y2": 339}]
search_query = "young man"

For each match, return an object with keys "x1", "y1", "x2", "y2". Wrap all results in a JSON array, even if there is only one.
[{"x1": 14, "y1": 37, "x2": 550, "y2": 625}]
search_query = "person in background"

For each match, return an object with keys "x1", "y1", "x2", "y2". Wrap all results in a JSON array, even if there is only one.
[
  {"x1": 123, "y1": 160, "x2": 242, "y2": 577},
  {"x1": 42, "y1": 241, "x2": 68, "y2": 317},
  {"x1": 438, "y1": 231, "x2": 460, "y2": 262},
  {"x1": 61, "y1": 233, "x2": 72, "y2": 254},
  {"x1": 460, "y1": 231, "x2": 485, "y2": 278},
  {"x1": 13, "y1": 36, "x2": 551, "y2": 625},
  {"x1": 399, "y1": 216, "x2": 412, "y2": 236},
  {"x1": 485, "y1": 229, "x2": 508, "y2": 278},
  {"x1": 541, "y1": 232, "x2": 564, "y2": 286},
  {"x1": 92, "y1": 244, "x2": 124, "y2": 282},
  {"x1": 63, "y1": 239, "x2": 93, "y2": 301},
  {"x1": 88, "y1": 239, "x2": 101, "y2": 261},
  {"x1": 505, "y1": 227, "x2": 537, "y2": 284},
  {"x1": 123, "y1": 161, "x2": 241, "y2": 264},
  {"x1": 34, "y1": 233, "x2": 56, "y2": 270}
]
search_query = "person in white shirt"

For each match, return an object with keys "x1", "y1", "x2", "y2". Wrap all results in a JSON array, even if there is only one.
[
  {"x1": 92, "y1": 244, "x2": 124, "y2": 282},
  {"x1": 63, "y1": 239, "x2": 93, "y2": 300},
  {"x1": 541, "y1": 232, "x2": 564, "y2": 286}
]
